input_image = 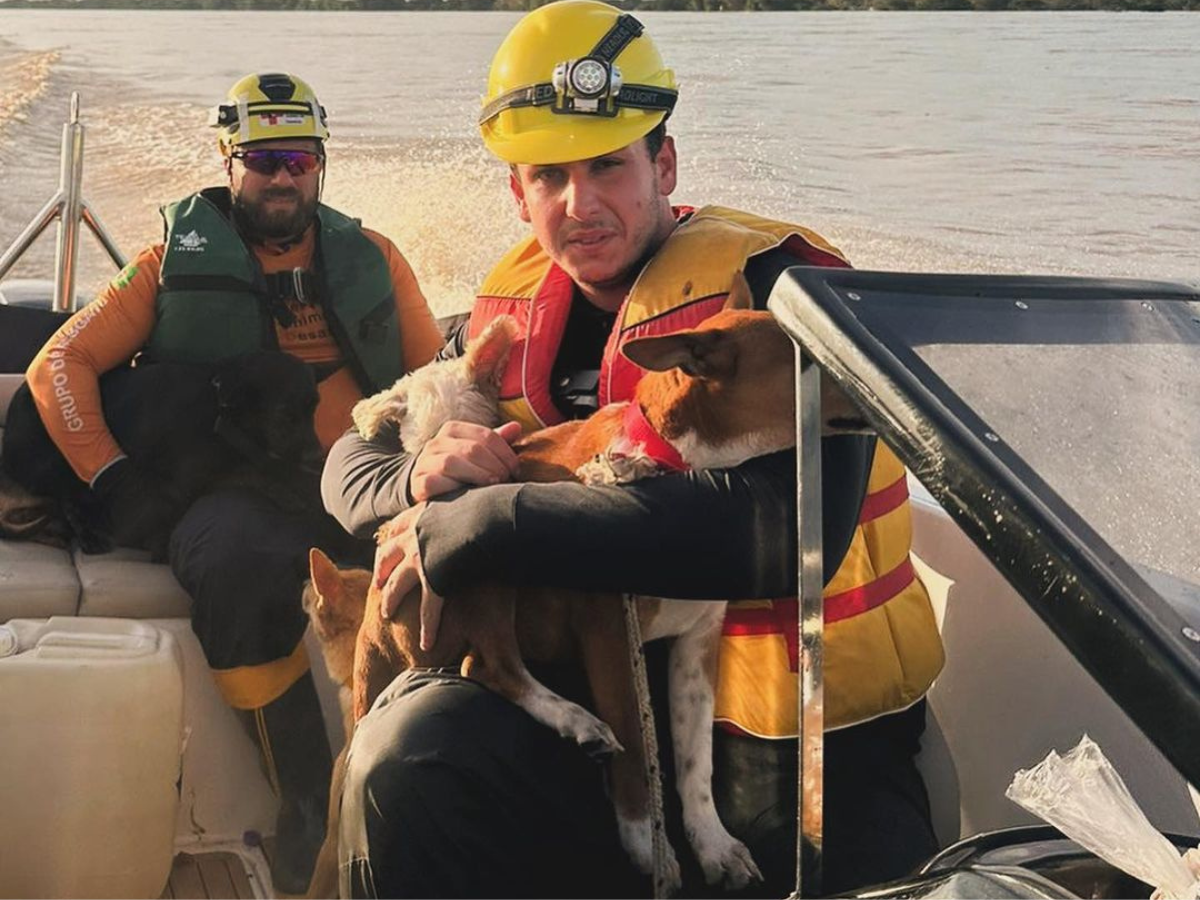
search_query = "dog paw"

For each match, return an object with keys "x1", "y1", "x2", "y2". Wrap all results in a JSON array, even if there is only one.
[
  {"x1": 513, "y1": 688, "x2": 623, "y2": 758},
  {"x1": 618, "y1": 815, "x2": 683, "y2": 896},
  {"x1": 571, "y1": 715, "x2": 623, "y2": 759},
  {"x1": 695, "y1": 834, "x2": 762, "y2": 890},
  {"x1": 660, "y1": 848, "x2": 683, "y2": 897}
]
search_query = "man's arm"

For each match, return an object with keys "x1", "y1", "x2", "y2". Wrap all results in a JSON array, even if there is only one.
[
  {"x1": 414, "y1": 435, "x2": 873, "y2": 600},
  {"x1": 369, "y1": 245, "x2": 872, "y2": 606},
  {"x1": 321, "y1": 322, "x2": 522, "y2": 537},
  {"x1": 402, "y1": 247, "x2": 869, "y2": 599},
  {"x1": 320, "y1": 420, "x2": 417, "y2": 538},
  {"x1": 25, "y1": 247, "x2": 163, "y2": 485},
  {"x1": 321, "y1": 323, "x2": 467, "y2": 537}
]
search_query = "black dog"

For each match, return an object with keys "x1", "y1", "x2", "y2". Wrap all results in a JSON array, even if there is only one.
[{"x1": 2, "y1": 351, "x2": 323, "y2": 558}]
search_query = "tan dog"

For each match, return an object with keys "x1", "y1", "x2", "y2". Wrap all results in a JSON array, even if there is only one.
[
  {"x1": 300, "y1": 558, "x2": 369, "y2": 900},
  {"x1": 307, "y1": 275, "x2": 861, "y2": 894}
]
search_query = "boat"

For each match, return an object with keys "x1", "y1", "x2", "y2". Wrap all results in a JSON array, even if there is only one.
[{"x1": 2, "y1": 96, "x2": 1199, "y2": 900}]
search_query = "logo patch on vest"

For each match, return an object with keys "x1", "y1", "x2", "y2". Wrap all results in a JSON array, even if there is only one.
[
  {"x1": 109, "y1": 262, "x2": 139, "y2": 290},
  {"x1": 175, "y1": 230, "x2": 208, "y2": 252}
]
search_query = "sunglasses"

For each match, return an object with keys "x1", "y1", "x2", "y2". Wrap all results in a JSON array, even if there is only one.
[{"x1": 231, "y1": 149, "x2": 324, "y2": 177}]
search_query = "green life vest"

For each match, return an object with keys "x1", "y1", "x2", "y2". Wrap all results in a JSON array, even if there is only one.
[{"x1": 151, "y1": 187, "x2": 403, "y2": 394}]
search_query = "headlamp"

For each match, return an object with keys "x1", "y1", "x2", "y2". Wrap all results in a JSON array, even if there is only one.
[
  {"x1": 208, "y1": 103, "x2": 238, "y2": 129},
  {"x1": 551, "y1": 57, "x2": 624, "y2": 115},
  {"x1": 478, "y1": 11, "x2": 677, "y2": 129}
]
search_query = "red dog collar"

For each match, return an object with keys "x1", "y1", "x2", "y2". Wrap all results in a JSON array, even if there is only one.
[{"x1": 621, "y1": 402, "x2": 689, "y2": 473}]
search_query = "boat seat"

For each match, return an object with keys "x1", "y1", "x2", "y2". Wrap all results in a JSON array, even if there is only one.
[
  {"x1": 74, "y1": 546, "x2": 191, "y2": 618},
  {"x1": 0, "y1": 372, "x2": 189, "y2": 622},
  {"x1": 0, "y1": 539, "x2": 79, "y2": 620}
]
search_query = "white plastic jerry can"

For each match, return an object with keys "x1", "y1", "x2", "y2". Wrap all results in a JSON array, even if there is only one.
[{"x1": 0, "y1": 617, "x2": 184, "y2": 899}]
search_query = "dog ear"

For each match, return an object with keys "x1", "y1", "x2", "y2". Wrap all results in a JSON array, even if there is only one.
[
  {"x1": 622, "y1": 330, "x2": 734, "y2": 380},
  {"x1": 307, "y1": 548, "x2": 346, "y2": 612},
  {"x1": 722, "y1": 271, "x2": 754, "y2": 311},
  {"x1": 466, "y1": 315, "x2": 517, "y2": 387}
]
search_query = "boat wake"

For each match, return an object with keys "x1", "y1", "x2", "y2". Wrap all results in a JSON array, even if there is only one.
[{"x1": 0, "y1": 47, "x2": 62, "y2": 150}]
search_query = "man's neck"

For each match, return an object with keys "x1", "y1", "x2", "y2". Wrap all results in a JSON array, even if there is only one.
[
  {"x1": 259, "y1": 233, "x2": 305, "y2": 253},
  {"x1": 243, "y1": 223, "x2": 312, "y2": 255},
  {"x1": 578, "y1": 284, "x2": 629, "y2": 314}
]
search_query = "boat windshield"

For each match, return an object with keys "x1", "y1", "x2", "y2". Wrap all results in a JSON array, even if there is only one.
[
  {"x1": 861, "y1": 284, "x2": 1200, "y2": 588},
  {"x1": 769, "y1": 268, "x2": 1200, "y2": 786}
]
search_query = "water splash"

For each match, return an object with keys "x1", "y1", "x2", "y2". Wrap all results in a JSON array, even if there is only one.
[
  {"x1": 0, "y1": 49, "x2": 62, "y2": 148},
  {"x1": 323, "y1": 139, "x2": 527, "y2": 318}
]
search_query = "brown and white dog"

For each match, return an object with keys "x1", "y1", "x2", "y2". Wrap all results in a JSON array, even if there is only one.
[{"x1": 305, "y1": 274, "x2": 863, "y2": 895}]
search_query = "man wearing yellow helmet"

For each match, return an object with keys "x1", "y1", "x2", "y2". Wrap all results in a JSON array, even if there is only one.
[
  {"x1": 324, "y1": 4, "x2": 942, "y2": 897},
  {"x1": 25, "y1": 72, "x2": 444, "y2": 895}
]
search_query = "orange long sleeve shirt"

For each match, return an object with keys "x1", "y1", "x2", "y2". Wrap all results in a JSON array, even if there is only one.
[{"x1": 26, "y1": 226, "x2": 443, "y2": 485}]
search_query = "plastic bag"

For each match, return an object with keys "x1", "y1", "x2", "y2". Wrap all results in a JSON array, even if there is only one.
[{"x1": 1006, "y1": 735, "x2": 1199, "y2": 900}]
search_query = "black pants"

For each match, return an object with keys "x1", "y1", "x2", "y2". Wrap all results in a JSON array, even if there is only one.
[
  {"x1": 712, "y1": 705, "x2": 937, "y2": 897},
  {"x1": 339, "y1": 665, "x2": 937, "y2": 899},
  {"x1": 340, "y1": 669, "x2": 644, "y2": 899},
  {"x1": 169, "y1": 487, "x2": 370, "y2": 673}
]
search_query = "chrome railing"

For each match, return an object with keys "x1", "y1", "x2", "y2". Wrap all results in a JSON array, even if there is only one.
[
  {"x1": 793, "y1": 352, "x2": 825, "y2": 899},
  {"x1": 0, "y1": 93, "x2": 126, "y2": 312}
]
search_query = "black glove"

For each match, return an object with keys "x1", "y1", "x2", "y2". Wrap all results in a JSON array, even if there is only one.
[{"x1": 92, "y1": 457, "x2": 181, "y2": 553}]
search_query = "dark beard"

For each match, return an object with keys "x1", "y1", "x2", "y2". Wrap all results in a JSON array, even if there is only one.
[{"x1": 232, "y1": 188, "x2": 318, "y2": 242}]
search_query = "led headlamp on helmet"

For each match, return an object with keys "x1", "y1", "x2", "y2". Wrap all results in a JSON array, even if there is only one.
[{"x1": 479, "y1": 0, "x2": 678, "y2": 165}]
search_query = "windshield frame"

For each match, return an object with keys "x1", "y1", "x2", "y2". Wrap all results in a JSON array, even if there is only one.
[{"x1": 769, "y1": 267, "x2": 1200, "y2": 790}]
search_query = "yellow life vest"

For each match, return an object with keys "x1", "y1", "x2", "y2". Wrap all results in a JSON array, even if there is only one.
[
  {"x1": 715, "y1": 444, "x2": 944, "y2": 735},
  {"x1": 469, "y1": 205, "x2": 848, "y2": 431},
  {"x1": 470, "y1": 205, "x2": 943, "y2": 735}
]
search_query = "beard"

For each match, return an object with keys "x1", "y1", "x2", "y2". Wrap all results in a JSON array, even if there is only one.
[{"x1": 232, "y1": 186, "x2": 319, "y2": 242}]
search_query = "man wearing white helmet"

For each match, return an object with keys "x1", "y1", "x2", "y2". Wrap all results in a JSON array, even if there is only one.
[
  {"x1": 324, "y1": 5, "x2": 943, "y2": 896},
  {"x1": 25, "y1": 72, "x2": 443, "y2": 894}
]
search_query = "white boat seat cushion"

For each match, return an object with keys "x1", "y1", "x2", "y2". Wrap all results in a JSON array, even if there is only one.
[
  {"x1": 75, "y1": 547, "x2": 191, "y2": 619},
  {"x1": 0, "y1": 540, "x2": 80, "y2": 620}
]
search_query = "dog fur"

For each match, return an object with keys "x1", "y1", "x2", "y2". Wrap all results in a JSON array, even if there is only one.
[{"x1": 2, "y1": 351, "x2": 323, "y2": 558}]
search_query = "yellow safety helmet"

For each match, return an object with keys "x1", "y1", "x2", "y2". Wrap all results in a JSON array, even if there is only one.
[
  {"x1": 209, "y1": 72, "x2": 330, "y2": 151},
  {"x1": 479, "y1": 0, "x2": 677, "y2": 165}
]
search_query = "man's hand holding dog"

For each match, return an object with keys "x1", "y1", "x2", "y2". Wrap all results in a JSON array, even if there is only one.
[
  {"x1": 375, "y1": 504, "x2": 445, "y2": 651},
  {"x1": 409, "y1": 420, "x2": 522, "y2": 502}
]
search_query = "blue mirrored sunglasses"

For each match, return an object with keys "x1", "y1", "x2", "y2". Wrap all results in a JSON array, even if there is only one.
[{"x1": 231, "y1": 149, "x2": 324, "y2": 177}]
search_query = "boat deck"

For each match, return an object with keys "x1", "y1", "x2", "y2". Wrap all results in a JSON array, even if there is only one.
[
  {"x1": 161, "y1": 839, "x2": 279, "y2": 900},
  {"x1": 161, "y1": 852, "x2": 253, "y2": 899}
]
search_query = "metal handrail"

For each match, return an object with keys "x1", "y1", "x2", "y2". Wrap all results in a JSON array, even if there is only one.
[
  {"x1": 792, "y1": 354, "x2": 825, "y2": 899},
  {"x1": 0, "y1": 93, "x2": 126, "y2": 311}
]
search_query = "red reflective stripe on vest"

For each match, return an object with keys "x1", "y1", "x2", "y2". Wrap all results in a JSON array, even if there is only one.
[
  {"x1": 723, "y1": 555, "x2": 920, "y2": 673},
  {"x1": 825, "y1": 556, "x2": 916, "y2": 623},
  {"x1": 721, "y1": 607, "x2": 783, "y2": 638},
  {"x1": 858, "y1": 474, "x2": 909, "y2": 524},
  {"x1": 722, "y1": 603, "x2": 802, "y2": 672}
]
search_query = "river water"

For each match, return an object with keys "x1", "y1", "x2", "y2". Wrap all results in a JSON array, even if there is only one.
[{"x1": 0, "y1": 10, "x2": 1196, "y2": 314}]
